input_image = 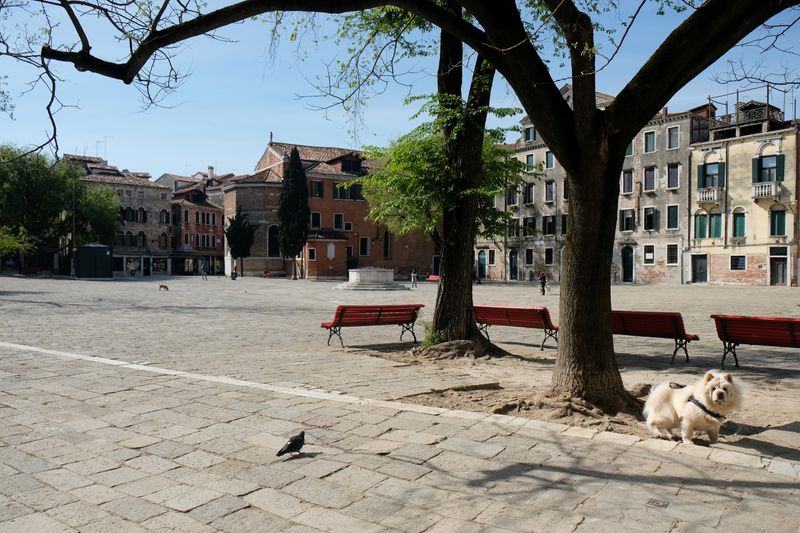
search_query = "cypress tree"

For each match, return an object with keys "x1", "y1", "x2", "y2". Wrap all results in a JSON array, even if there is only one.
[{"x1": 277, "y1": 147, "x2": 310, "y2": 279}]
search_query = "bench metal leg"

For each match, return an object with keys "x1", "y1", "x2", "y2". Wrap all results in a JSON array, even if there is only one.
[
  {"x1": 721, "y1": 341, "x2": 739, "y2": 369},
  {"x1": 326, "y1": 327, "x2": 343, "y2": 348},
  {"x1": 671, "y1": 339, "x2": 691, "y2": 364},
  {"x1": 540, "y1": 328, "x2": 558, "y2": 350},
  {"x1": 399, "y1": 322, "x2": 418, "y2": 343}
]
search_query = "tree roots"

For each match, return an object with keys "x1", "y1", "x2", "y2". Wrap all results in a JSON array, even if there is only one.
[{"x1": 410, "y1": 335, "x2": 509, "y2": 360}]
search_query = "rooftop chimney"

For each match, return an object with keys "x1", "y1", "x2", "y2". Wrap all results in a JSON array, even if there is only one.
[
  {"x1": 662, "y1": 106, "x2": 668, "y2": 116},
  {"x1": 207, "y1": 165, "x2": 214, "y2": 179}
]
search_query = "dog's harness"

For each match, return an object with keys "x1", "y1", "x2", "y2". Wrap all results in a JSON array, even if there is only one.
[{"x1": 688, "y1": 395, "x2": 726, "y2": 421}]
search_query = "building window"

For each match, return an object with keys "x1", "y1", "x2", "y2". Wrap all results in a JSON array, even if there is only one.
[
  {"x1": 137, "y1": 232, "x2": 146, "y2": 247},
  {"x1": 667, "y1": 163, "x2": 680, "y2": 189},
  {"x1": 625, "y1": 142, "x2": 633, "y2": 157},
  {"x1": 699, "y1": 162, "x2": 725, "y2": 188},
  {"x1": 543, "y1": 216, "x2": 556, "y2": 235},
  {"x1": 507, "y1": 219, "x2": 520, "y2": 238},
  {"x1": 730, "y1": 255, "x2": 746, "y2": 271},
  {"x1": 666, "y1": 244, "x2": 679, "y2": 265},
  {"x1": 754, "y1": 154, "x2": 784, "y2": 182},
  {"x1": 138, "y1": 207, "x2": 147, "y2": 222},
  {"x1": 667, "y1": 126, "x2": 679, "y2": 150},
  {"x1": 732, "y1": 211, "x2": 745, "y2": 238},
  {"x1": 310, "y1": 180, "x2": 324, "y2": 198},
  {"x1": 267, "y1": 225, "x2": 280, "y2": 257},
  {"x1": 525, "y1": 249, "x2": 534, "y2": 265},
  {"x1": 160, "y1": 209, "x2": 169, "y2": 224},
  {"x1": 308, "y1": 248, "x2": 317, "y2": 261},
  {"x1": 212, "y1": 213, "x2": 216, "y2": 226},
  {"x1": 334, "y1": 213, "x2": 344, "y2": 230},
  {"x1": 523, "y1": 183, "x2": 534, "y2": 204},
  {"x1": 341, "y1": 159, "x2": 362, "y2": 173},
  {"x1": 544, "y1": 248, "x2": 554, "y2": 265},
  {"x1": 506, "y1": 188, "x2": 518, "y2": 206},
  {"x1": 184, "y1": 209, "x2": 189, "y2": 223},
  {"x1": 184, "y1": 233, "x2": 189, "y2": 245},
  {"x1": 563, "y1": 180, "x2": 569, "y2": 201},
  {"x1": 643, "y1": 207, "x2": 657, "y2": 231},
  {"x1": 644, "y1": 131, "x2": 655, "y2": 153},
  {"x1": 159, "y1": 233, "x2": 167, "y2": 248},
  {"x1": 643, "y1": 167, "x2": 656, "y2": 192},
  {"x1": 333, "y1": 183, "x2": 362, "y2": 200},
  {"x1": 622, "y1": 170, "x2": 634, "y2": 195},
  {"x1": 211, "y1": 235, "x2": 216, "y2": 248},
  {"x1": 125, "y1": 190, "x2": 132, "y2": 197},
  {"x1": 561, "y1": 214, "x2": 568, "y2": 235},
  {"x1": 160, "y1": 192, "x2": 167, "y2": 200},
  {"x1": 544, "y1": 181, "x2": 555, "y2": 203},
  {"x1": 310, "y1": 212, "x2": 321, "y2": 229},
  {"x1": 359, "y1": 236, "x2": 370, "y2": 256},
  {"x1": 770, "y1": 209, "x2": 786, "y2": 236},
  {"x1": 666, "y1": 205, "x2": 679, "y2": 230},
  {"x1": 344, "y1": 221, "x2": 353, "y2": 231},
  {"x1": 383, "y1": 231, "x2": 391, "y2": 259},
  {"x1": 346, "y1": 246, "x2": 353, "y2": 258},
  {"x1": 488, "y1": 249, "x2": 496, "y2": 266},
  {"x1": 619, "y1": 209, "x2": 635, "y2": 232},
  {"x1": 643, "y1": 244, "x2": 655, "y2": 265},
  {"x1": 195, "y1": 211, "x2": 200, "y2": 224},
  {"x1": 195, "y1": 234, "x2": 200, "y2": 247},
  {"x1": 709, "y1": 213, "x2": 722, "y2": 238},
  {"x1": 694, "y1": 213, "x2": 708, "y2": 239},
  {"x1": 526, "y1": 154, "x2": 534, "y2": 171},
  {"x1": 523, "y1": 217, "x2": 536, "y2": 236},
  {"x1": 524, "y1": 126, "x2": 536, "y2": 142},
  {"x1": 137, "y1": 190, "x2": 144, "y2": 201},
  {"x1": 545, "y1": 151, "x2": 554, "y2": 169}
]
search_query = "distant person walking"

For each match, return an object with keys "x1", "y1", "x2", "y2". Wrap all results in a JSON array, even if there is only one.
[
  {"x1": 410, "y1": 270, "x2": 418, "y2": 289},
  {"x1": 200, "y1": 261, "x2": 208, "y2": 281},
  {"x1": 539, "y1": 271, "x2": 547, "y2": 295}
]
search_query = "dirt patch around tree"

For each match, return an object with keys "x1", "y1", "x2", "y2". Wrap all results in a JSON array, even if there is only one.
[{"x1": 365, "y1": 338, "x2": 800, "y2": 458}]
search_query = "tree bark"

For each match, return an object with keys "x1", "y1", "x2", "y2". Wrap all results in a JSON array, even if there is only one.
[{"x1": 551, "y1": 146, "x2": 632, "y2": 412}]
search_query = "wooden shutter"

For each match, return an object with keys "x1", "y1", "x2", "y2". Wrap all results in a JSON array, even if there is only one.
[
  {"x1": 718, "y1": 162, "x2": 726, "y2": 187},
  {"x1": 776, "y1": 154, "x2": 785, "y2": 182},
  {"x1": 752, "y1": 158, "x2": 759, "y2": 183},
  {"x1": 697, "y1": 165, "x2": 705, "y2": 188}
]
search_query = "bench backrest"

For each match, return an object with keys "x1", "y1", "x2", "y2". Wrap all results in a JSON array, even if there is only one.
[
  {"x1": 473, "y1": 305, "x2": 557, "y2": 330},
  {"x1": 611, "y1": 310, "x2": 690, "y2": 339},
  {"x1": 332, "y1": 304, "x2": 423, "y2": 327},
  {"x1": 711, "y1": 314, "x2": 800, "y2": 348}
]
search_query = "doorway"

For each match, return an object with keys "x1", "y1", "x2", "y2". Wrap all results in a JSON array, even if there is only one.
[
  {"x1": 691, "y1": 254, "x2": 708, "y2": 283},
  {"x1": 770, "y1": 258, "x2": 787, "y2": 286},
  {"x1": 477, "y1": 250, "x2": 487, "y2": 279},
  {"x1": 509, "y1": 250, "x2": 518, "y2": 280},
  {"x1": 621, "y1": 246, "x2": 634, "y2": 283}
]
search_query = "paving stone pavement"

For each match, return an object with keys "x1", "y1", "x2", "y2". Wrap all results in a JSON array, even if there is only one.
[{"x1": 1, "y1": 276, "x2": 800, "y2": 532}]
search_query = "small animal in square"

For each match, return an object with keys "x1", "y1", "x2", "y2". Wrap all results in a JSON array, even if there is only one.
[
  {"x1": 277, "y1": 431, "x2": 305, "y2": 457},
  {"x1": 643, "y1": 371, "x2": 741, "y2": 445},
  {"x1": 158, "y1": 284, "x2": 169, "y2": 291}
]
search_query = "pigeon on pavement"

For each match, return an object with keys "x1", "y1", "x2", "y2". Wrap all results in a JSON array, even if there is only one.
[{"x1": 276, "y1": 431, "x2": 305, "y2": 456}]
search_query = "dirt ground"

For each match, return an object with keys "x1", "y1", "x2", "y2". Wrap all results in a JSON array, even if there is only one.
[{"x1": 363, "y1": 327, "x2": 800, "y2": 460}]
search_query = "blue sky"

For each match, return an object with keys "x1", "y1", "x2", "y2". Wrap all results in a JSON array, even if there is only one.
[{"x1": 1, "y1": 4, "x2": 798, "y2": 178}]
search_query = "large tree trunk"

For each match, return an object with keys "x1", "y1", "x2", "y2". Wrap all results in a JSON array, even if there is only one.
[
  {"x1": 429, "y1": 8, "x2": 493, "y2": 342},
  {"x1": 552, "y1": 151, "x2": 634, "y2": 413}
]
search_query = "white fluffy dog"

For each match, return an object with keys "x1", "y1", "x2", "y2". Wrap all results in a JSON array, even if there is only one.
[{"x1": 643, "y1": 371, "x2": 741, "y2": 445}]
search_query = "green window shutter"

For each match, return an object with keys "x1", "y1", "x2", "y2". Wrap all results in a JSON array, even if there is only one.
[
  {"x1": 776, "y1": 154, "x2": 785, "y2": 182},
  {"x1": 752, "y1": 158, "x2": 759, "y2": 183},
  {"x1": 717, "y1": 162, "x2": 725, "y2": 187},
  {"x1": 667, "y1": 205, "x2": 678, "y2": 229},
  {"x1": 771, "y1": 211, "x2": 786, "y2": 236},
  {"x1": 733, "y1": 212, "x2": 745, "y2": 237},
  {"x1": 710, "y1": 214, "x2": 722, "y2": 238},
  {"x1": 619, "y1": 211, "x2": 624, "y2": 231},
  {"x1": 697, "y1": 165, "x2": 705, "y2": 188}
]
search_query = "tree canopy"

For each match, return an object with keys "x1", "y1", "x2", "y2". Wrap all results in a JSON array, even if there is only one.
[{"x1": 224, "y1": 208, "x2": 258, "y2": 276}]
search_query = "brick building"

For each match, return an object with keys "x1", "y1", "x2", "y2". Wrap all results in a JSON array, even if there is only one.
[
  {"x1": 170, "y1": 182, "x2": 225, "y2": 275},
  {"x1": 223, "y1": 140, "x2": 437, "y2": 279},
  {"x1": 65, "y1": 155, "x2": 173, "y2": 275}
]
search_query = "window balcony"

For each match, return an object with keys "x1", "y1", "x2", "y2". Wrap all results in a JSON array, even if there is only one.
[
  {"x1": 752, "y1": 181, "x2": 778, "y2": 200},
  {"x1": 696, "y1": 187, "x2": 723, "y2": 205}
]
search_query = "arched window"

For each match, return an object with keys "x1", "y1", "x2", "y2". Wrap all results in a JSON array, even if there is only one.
[
  {"x1": 160, "y1": 210, "x2": 169, "y2": 224},
  {"x1": 138, "y1": 207, "x2": 147, "y2": 223},
  {"x1": 211, "y1": 235, "x2": 216, "y2": 249},
  {"x1": 137, "y1": 232, "x2": 146, "y2": 247},
  {"x1": 212, "y1": 213, "x2": 216, "y2": 226},
  {"x1": 125, "y1": 207, "x2": 134, "y2": 221},
  {"x1": 119, "y1": 206, "x2": 126, "y2": 221},
  {"x1": 184, "y1": 233, "x2": 189, "y2": 245},
  {"x1": 732, "y1": 207, "x2": 746, "y2": 238},
  {"x1": 694, "y1": 210, "x2": 708, "y2": 239},
  {"x1": 267, "y1": 225, "x2": 281, "y2": 257},
  {"x1": 195, "y1": 211, "x2": 200, "y2": 224},
  {"x1": 195, "y1": 234, "x2": 200, "y2": 247},
  {"x1": 125, "y1": 231, "x2": 133, "y2": 246},
  {"x1": 159, "y1": 233, "x2": 167, "y2": 248},
  {"x1": 184, "y1": 210, "x2": 189, "y2": 223},
  {"x1": 383, "y1": 230, "x2": 391, "y2": 259}
]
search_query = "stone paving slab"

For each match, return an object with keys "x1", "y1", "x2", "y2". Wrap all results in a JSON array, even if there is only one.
[{"x1": 2, "y1": 277, "x2": 800, "y2": 532}]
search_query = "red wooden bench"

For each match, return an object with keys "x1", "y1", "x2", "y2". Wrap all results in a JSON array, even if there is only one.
[
  {"x1": 611, "y1": 310, "x2": 699, "y2": 364},
  {"x1": 321, "y1": 304, "x2": 424, "y2": 347},
  {"x1": 711, "y1": 314, "x2": 800, "y2": 368},
  {"x1": 473, "y1": 305, "x2": 559, "y2": 350},
  {"x1": 427, "y1": 275, "x2": 440, "y2": 282}
]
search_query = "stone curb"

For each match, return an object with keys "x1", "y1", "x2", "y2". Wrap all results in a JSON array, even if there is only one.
[{"x1": 2, "y1": 340, "x2": 797, "y2": 481}]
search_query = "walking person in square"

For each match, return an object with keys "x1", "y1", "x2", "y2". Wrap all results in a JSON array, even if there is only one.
[
  {"x1": 410, "y1": 270, "x2": 418, "y2": 289},
  {"x1": 539, "y1": 271, "x2": 547, "y2": 295},
  {"x1": 200, "y1": 261, "x2": 208, "y2": 281}
]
